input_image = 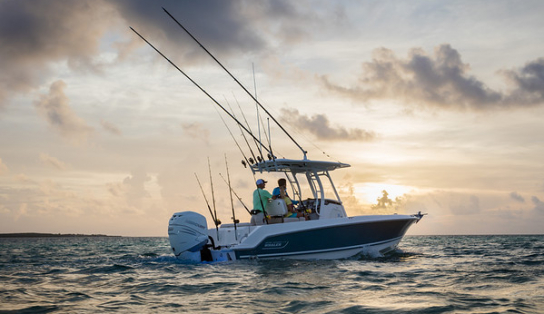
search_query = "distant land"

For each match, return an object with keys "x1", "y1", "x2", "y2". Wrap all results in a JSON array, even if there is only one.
[{"x1": 0, "y1": 233, "x2": 121, "y2": 238}]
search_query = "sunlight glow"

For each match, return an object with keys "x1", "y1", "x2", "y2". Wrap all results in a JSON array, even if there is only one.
[{"x1": 355, "y1": 183, "x2": 415, "y2": 204}]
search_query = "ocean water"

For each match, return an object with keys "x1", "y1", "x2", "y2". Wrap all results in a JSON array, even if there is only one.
[{"x1": 0, "y1": 235, "x2": 543, "y2": 314}]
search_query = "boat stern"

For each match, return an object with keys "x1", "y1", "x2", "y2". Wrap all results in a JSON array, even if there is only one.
[{"x1": 168, "y1": 211, "x2": 209, "y2": 260}]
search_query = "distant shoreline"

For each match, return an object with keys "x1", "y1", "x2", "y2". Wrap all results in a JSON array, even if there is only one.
[{"x1": 0, "y1": 233, "x2": 121, "y2": 238}]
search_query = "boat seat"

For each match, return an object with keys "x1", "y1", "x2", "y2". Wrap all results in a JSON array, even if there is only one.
[{"x1": 266, "y1": 198, "x2": 288, "y2": 217}]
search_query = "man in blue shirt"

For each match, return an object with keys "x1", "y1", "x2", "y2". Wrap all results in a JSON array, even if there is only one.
[{"x1": 272, "y1": 178, "x2": 301, "y2": 218}]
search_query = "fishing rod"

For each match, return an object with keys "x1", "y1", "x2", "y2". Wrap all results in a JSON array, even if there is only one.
[
  {"x1": 224, "y1": 154, "x2": 237, "y2": 240},
  {"x1": 214, "y1": 105, "x2": 251, "y2": 167},
  {"x1": 252, "y1": 64, "x2": 273, "y2": 161},
  {"x1": 162, "y1": 8, "x2": 308, "y2": 159},
  {"x1": 194, "y1": 173, "x2": 220, "y2": 237},
  {"x1": 207, "y1": 157, "x2": 218, "y2": 229},
  {"x1": 253, "y1": 63, "x2": 263, "y2": 159},
  {"x1": 218, "y1": 173, "x2": 251, "y2": 215},
  {"x1": 232, "y1": 93, "x2": 264, "y2": 164},
  {"x1": 129, "y1": 26, "x2": 271, "y2": 156},
  {"x1": 267, "y1": 118, "x2": 274, "y2": 161},
  {"x1": 224, "y1": 96, "x2": 259, "y2": 164}
]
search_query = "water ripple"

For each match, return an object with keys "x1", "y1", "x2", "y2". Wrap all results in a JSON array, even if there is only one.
[{"x1": 0, "y1": 235, "x2": 543, "y2": 313}]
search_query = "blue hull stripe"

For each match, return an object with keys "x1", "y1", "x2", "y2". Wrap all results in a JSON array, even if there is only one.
[
  {"x1": 234, "y1": 218, "x2": 414, "y2": 259},
  {"x1": 237, "y1": 235, "x2": 404, "y2": 259}
]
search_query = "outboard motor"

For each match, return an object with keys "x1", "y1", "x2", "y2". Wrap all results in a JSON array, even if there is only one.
[{"x1": 168, "y1": 211, "x2": 208, "y2": 260}]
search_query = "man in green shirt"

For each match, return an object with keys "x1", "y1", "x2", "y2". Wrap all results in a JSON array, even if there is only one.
[{"x1": 251, "y1": 179, "x2": 272, "y2": 225}]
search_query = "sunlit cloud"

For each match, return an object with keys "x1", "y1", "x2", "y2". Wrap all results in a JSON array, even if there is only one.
[
  {"x1": 280, "y1": 108, "x2": 376, "y2": 142},
  {"x1": 320, "y1": 44, "x2": 544, "y2": 110}
]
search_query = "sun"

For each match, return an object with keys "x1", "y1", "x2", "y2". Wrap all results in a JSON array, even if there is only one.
[{"x1": 355, "y1": 183, "x2": 414, "y2": 204}]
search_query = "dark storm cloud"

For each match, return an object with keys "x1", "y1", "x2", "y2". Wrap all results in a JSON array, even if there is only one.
[
  {"x1": 0, "y1": 0, "x2": 330, "y2": 108},
  {"x1": 112, "y1": 0, "x2": 266, "y2": 62},
  {"x1": 321, "y1": 44, "x2": 544, "y2": 110},
  {"x1": 0, "y1": 0, "x2": 115, "y2": 108},
  {"x1": 114, "y1": 0, "x2": 339, "y2": 65},
  {"x1": 280, "y1": 108, "x2": 376, "y2": 142}
]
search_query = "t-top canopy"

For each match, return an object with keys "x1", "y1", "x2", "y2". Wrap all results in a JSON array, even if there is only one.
[{"x1": 251, "y1": 158, "x2": 351, "y2": 174}]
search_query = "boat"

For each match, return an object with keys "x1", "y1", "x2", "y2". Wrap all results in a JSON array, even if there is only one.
[
  {"x1": 132, "y1": 8, "x2": 425, "y2": 262},
  {"x1": 168, "y1": 158, "x2": 424, "y2": 262}
]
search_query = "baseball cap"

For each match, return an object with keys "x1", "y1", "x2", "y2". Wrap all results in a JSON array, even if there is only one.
[{"x1": 256, "y1": 179, "x2": 267, "y2": 185}]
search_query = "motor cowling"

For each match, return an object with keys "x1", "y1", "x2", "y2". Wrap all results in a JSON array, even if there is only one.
[{"x1": 168, "y1": 211, "x2": 208, "y2": 257}]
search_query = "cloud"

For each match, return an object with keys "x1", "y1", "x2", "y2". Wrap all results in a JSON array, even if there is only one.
[
  {"x1": 114, "y1": 0, "x2": 338, "y2": 60},
  {"x1": 449, "y1": 194, "x2": 480, "y2": 215},
  {"x1": 105, "y1": 169, "x2": 154, "y2": 212},
  {"x1": 122, "y1": 169, "x2": 152, "y2": 208},
  {"x1": 370, "y1": 190, "x2": 407, "y2": 212},
  {"x1": 321, "y1": 44, "x2": 544, "y2": 110},
  {"x1": 34, "y1": 80, "x2": 94, "y2": 145},
  {"x1": 0, "y1": 0, "x2": 116, "y2": 108},
  {"x1": 182, "y1": 122, "x2": 210, "y2": 144},
  {"x1": 502, "y1": 58, "x2": 544, "y2": 106},
  {"x1": 0, "y1": 0, "x2": 341, "y2": 110},
  {"x1": 280, "y1": 108, "x2": 376, "y2": 141},
  {"x1": 0, "y1": 158, "x2": 8, "y2": 175},
  {"x1": 101, "y1": 120, "x2": 122, "y2": 136},
  {"x1": 531, "y1": 196, "x2": 544, "y2": 214},
  {"x1": 39, "y1": 153, "x2": 69, "y2": 171},
  {"x1": 509, "y1": 191, "x2": 525, "y2": 203}
]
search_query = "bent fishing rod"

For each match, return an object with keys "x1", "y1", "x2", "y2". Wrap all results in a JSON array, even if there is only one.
[
  {"x1": 162, "y1": 7, "x2": 308, "y2": 159},
  {"x1": 130, "y1": 26, "x2": 271, "y2": 158}
]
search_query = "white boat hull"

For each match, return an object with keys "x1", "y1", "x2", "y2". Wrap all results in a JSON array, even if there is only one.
[{"x1": 169, "y1": 212, "x2": 421, "y2": 262}]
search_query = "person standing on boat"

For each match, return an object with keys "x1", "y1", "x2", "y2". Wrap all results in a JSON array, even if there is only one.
[
  {"x1": 251, "y1": 179, "x2": 272, "y2": 225},
  {"x1": 272, "y1": 178, "x2": 302, "y2": 218}
]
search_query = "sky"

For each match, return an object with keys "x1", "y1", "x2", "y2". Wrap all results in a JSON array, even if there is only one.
[{"x1": 1, "y1": 0, "x2": 543, "y2": 236}]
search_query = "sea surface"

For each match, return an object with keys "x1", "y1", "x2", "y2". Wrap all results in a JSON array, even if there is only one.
[{"x1": 0, "y1": 235, "x2": 543, "y2": 313}]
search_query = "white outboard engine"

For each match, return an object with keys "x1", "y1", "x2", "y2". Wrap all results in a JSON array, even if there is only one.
[{"x1": 168, "y1": 211, "x2": 209, "y2": 260}]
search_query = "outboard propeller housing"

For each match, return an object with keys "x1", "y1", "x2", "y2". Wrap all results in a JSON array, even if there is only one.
[{"x1": 168, "y1": 211, "x2": 208, "y2": 259}]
